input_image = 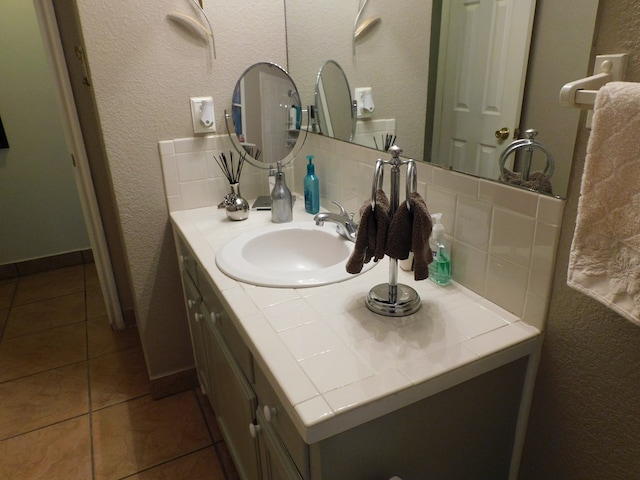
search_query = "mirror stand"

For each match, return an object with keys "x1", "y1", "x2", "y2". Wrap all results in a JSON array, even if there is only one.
[{"x1": 225, "y1": 62, "x2": 309, "y2": 171}]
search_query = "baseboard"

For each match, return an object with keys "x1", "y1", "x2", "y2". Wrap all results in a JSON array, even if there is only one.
[
  {"x1": 150, "y1": 368, "x2": 198, "y2": 399},
  {"x1": 0, "y1": 249, "x2": 93, "y2": 279},
  {"x1": 122, "y1": 308, "x2": 137, "y2": 328}
]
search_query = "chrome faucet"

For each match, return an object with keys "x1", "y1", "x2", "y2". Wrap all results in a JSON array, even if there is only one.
[{"x1": 314, "y1": 201, "x2": 358, "y2": 242}]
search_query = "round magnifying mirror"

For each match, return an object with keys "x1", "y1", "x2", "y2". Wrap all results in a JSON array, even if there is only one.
[
  {"x1": 228, "y1": 62, "x2": 306, "y2": 169},
  {"x1": 315, "y1": 60, "x2": 355, "y2": 142}
]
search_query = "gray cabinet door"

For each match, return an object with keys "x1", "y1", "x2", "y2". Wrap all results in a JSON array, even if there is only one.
[
  {"x1": 210, "y1": 325, "x2": 260, "y2": 480},
  {"x1": 256, "y1": 408, "x2": 303, "y2": 480}
]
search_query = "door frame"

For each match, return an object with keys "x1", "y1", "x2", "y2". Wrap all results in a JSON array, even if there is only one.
[{"x1": 33, "y1": 0, "x2": 124, "y2": 329}]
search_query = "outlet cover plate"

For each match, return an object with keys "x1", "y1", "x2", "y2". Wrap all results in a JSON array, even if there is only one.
[
  {"x1": 190, "y1": 96, "x2": 216, "y2": 134},
  {"x1": 354, "y1": 87, "x2": 373, "y2": 118}
]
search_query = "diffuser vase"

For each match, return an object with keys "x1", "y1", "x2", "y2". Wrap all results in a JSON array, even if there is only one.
[{"x1": 225, "y1": 183, "x2": 249, "y2": 221}]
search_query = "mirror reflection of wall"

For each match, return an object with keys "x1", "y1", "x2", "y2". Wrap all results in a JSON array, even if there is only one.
[
  {"x1": 287, "y1": 0, "x2": 431, "y2": 161},
  {"x1": 285, "y1": 0, "x2": 600, "y2": 198},
  {"x1": 229, "y1": 62, "x2": 305, "y2": 169},
  {"x1": 315, "y1": 60, "x2": 354, "y2": 142}
]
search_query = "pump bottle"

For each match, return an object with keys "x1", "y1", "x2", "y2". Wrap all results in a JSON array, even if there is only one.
[
  {"x1": 304, "y1": 155, "x2": 320, "y2": 214},
  {"x1": 429, "y1": 213, "x2": 451, "y2": 285},
  {"x1": 271, "y1": 161, "x2": 292, "y2": 223}
]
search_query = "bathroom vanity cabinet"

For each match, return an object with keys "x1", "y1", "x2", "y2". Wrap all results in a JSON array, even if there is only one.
[
  {"x1": 176, "y1": 232, "x2": 304, "y2": 480},
  {"x1": 172, "y1": 218, "x2": 540, "y2": 480}
]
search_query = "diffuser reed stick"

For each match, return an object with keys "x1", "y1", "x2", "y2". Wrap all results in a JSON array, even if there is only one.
[
  {"x1": 213, "y1": 151, "x2": 245, "y2": 183},
  {"x1": 372, "y1": 134, "x2": 397, "y2": 152},
  {"x1": 242, "y1": 146, "x2": 262, "y2": 162}
]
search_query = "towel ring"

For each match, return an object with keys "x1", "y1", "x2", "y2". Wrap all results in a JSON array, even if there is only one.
[
  {"x1": 405, "y1": 160, "x2": 417, "y2": 212},
  {"x1": 499, "y1": 129, "x2": 554, "y2": 181},
  {"x1": 370, "y1": 159, "x2": 385, "y2": 211}
]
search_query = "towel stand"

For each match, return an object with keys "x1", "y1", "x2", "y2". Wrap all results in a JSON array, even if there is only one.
[
  {"x1": 366, "y1": 145, "x2": 421, "y2": 317},
  {"x1": 370, "y1": 160, "x2": 384, "y2": 211}
]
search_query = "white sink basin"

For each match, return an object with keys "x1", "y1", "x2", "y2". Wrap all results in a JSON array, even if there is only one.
[{"x1": 215, "y1": 221, "x2": 376, "y2": 287}]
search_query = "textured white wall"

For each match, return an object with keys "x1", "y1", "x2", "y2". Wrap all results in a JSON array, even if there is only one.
[
  {"x1": 519, "y1": 1, "x2": 640, "y2": 478},
  {"x1": 520, "y1": 0, "x2": 599, "y2": 198},
  {"x1": 286, "y1": 0, "x2": 431, "y2": 161},
  {"x1": 75, "y1": 0, "x2": 287, "y2": 379},
  {"x1": 0, "y1": 0, "x2": 88, "y2": 264}
]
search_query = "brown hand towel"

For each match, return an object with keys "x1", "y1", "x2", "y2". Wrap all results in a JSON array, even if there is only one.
[
  {"x1": 364, "y1": 208, "x2": 376, "y2": 264},
  {"x1": 372, "y1": 190, "x2": 391, "y2": 260},
  {"x1": 385, "y1": 192, "x2": 433, "y2": 280},
  {"x1": 502, "y1": 170, "x2": 553, "y2": 195},
  {"x1": 346, "y1": 190, "x2": 391, "y2": 273},
  {"x1": 384, "y1": 200, "x2": 412, "y2": 260},
  {"x1": 346, "y1": 200, "x2": 372, "y2": 274},
  {"x1": 410, "y1": 193, "x2": 434, "y2": 281}
]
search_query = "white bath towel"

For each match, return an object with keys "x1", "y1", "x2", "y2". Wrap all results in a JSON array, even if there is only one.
[{"x1": 567, "y1": 81, "x2": 640, "y2": 325}]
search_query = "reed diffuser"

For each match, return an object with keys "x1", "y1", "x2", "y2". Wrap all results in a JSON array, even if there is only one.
[
  {"x1": 214, "y1": 151, "x2": 249, "y2": 221},
  {"x1": 373, "y1": 134, "x2": 396, "y2": 152}
]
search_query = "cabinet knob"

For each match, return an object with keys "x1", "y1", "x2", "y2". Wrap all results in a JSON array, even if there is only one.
[
  {"x1": 248, "y1": 422, "x2": 261, "y2": 438},
  {"x1": 263, "y1": 405, "x2": 278, "y2": 422},
  {"x1": 180, "y1": 255, "x2": 189, "y2": 266},
  {"x1": 194, "y1": 312, "x2": 204, "y2": 323},
  {"x1": 211, "y1": 312, "x2": 222, "y2": 324},
  {"x1": 187, "y1": 299, "x2": 196, "y2": 309}
]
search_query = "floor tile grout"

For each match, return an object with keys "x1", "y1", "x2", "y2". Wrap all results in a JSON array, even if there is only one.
[
  {"x1": 0, "y1": 412, "x2": 91, "y2": 443},
  {"x1": 0, "y1": 264, "x2": 234, "y2": 479},
  {"x1": 0, "y1": 358, "x2": 88, "y2": 387}
]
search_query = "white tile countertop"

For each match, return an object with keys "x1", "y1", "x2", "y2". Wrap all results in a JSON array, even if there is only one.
[{"x1": 171, "y1": 197, "x2": 541, "y2": 444}]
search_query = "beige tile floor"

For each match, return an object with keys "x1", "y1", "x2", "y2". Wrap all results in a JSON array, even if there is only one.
[{"x1": 0, "y1": 264, "x2": 239, "y2": 480}]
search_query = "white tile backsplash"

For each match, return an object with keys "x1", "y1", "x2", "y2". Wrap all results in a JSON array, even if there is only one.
[
  {"x1": 158, "y1": 140, "x2": 175, "y2": 156},
  {"x1": 425, "y1": 186, "x2": 457, "y2": 235},
  {"x1": 451, "y1": 241, "x2": 488, "y2": 294},
  {"x1": 536, "y1": 194, "x2": 566, "y2": 226},
  {"x1": 479, "y1": 179, "x2": 539, "y2": 217},
  {"x1": 158, "y1": 134, "x2": 275, "y2": 212},
  {"x1": 159, "y1": 132, "x2": 565, "y2": 330},
  {"x1": 485, "y1": 257, "x2": 529, "y2": 317},
  {"x1": 433, "y1": 168, "x2": 479, "y2": 198},
  {"x1": 490, "y1": 208, "x2": 536, "y2": 267},
  {"x1": 176, "y1": 151, "x2": 207, "y2": 182},
  {"x1": 455, "y1": 196, "x2": 493, "y2": 250},
  {"x1": 529, "y1": 221, "x2": 561, "y2": 299}
]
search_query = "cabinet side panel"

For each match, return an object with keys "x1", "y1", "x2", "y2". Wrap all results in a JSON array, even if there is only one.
[{"x1": 311, "y1": 357, "x2": 528, "y2": 480}]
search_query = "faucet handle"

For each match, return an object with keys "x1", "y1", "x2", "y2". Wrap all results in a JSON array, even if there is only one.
[{"x1": 332, "y1": 201, "x2": 348, "y2": 217}]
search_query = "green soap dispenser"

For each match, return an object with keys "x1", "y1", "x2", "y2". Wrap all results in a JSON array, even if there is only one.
[
  {"x1": 304, "y1": 155, "x2": 320, "y2": 214},
  {"x1": 429, "y1": 213, "x2": 451, "y2": 285}
]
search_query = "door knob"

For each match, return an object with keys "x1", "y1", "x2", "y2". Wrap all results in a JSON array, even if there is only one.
[{"x1": 495, "y1": 127, "x2": 510, "y2": 140}]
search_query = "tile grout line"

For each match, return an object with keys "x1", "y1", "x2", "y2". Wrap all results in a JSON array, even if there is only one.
[
  {"x1": 0, "y1": 412, "x2": 90, "y2": 444},
  {"x1": 0, "y1": 358, "x2": 88, "y2": 387},
  {"x1": 193, "y1": 388, "x2": 236, "y2": 480},
  {"x1": 9, "y1": 288, "x2": 86, "y2": 309},
  {"x1": 116, "y1": 445, "x2": 216, "y2": 480},
  {"x1": 0, "y1": 278, "x2": 18, "y2": 342},
  {"x1": 1, "y1": 263, "x2": 232, "y2": 479}
]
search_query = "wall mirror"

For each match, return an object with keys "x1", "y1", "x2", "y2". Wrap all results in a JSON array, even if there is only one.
[
  {"x1": 227, "y1": 62, "x2": 306, "y2": 169},
  {"x1": 315, "y1": 60, "x2": 355, "y2": 142},
  {"x1": 285, "y1": 0, "x2": 600, "y2": 198}
]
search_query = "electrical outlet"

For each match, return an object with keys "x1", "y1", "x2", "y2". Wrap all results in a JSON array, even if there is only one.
[
  {"x1": 190, "y1": 96, "x2": 216, "y2": 134},
  {"x1": 354, "y1": 87, "x2": 374, "y2": 118}
]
